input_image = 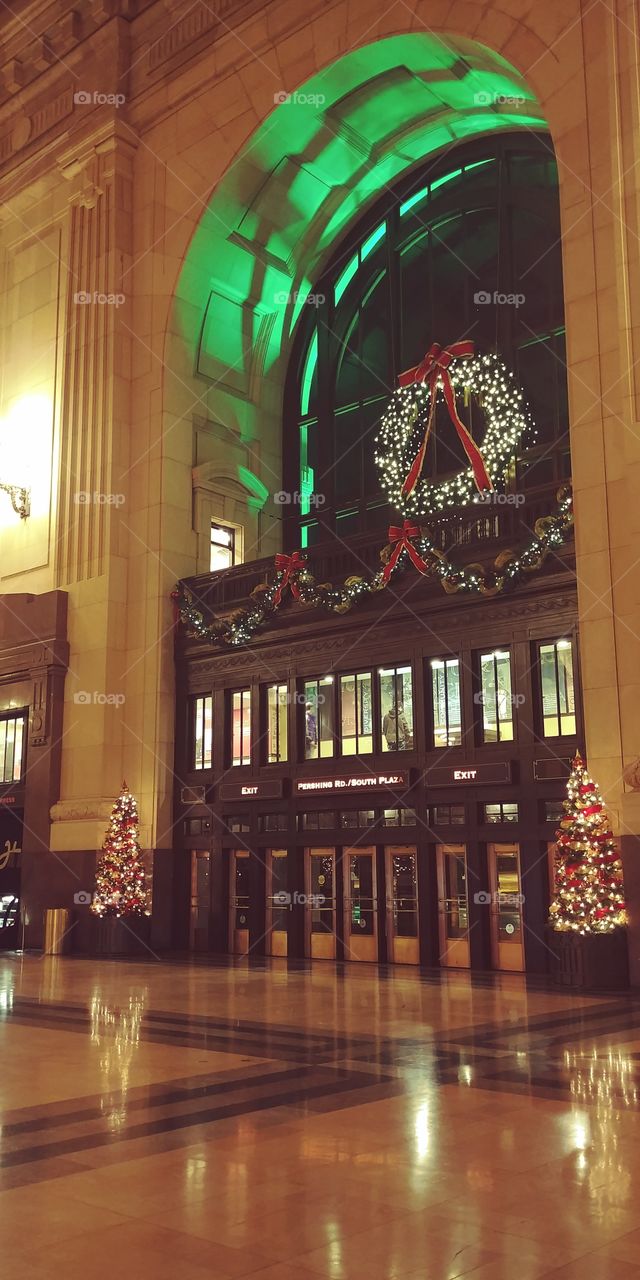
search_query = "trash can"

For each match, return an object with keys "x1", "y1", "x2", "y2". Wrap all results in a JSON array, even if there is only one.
[{"x1": 43, "y1": 908, "x2": 72, "y2": 955}]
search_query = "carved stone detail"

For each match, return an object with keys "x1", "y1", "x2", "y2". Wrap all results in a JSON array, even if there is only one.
[
  {"x1": 623, "y1": 759, "x2": 640, "y2": 791},
  {"x1": 50, "y1": 799, "x2": 114, "y2": 823}
]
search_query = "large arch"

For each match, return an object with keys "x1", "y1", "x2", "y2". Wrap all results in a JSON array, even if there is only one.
[{"x1": 165, "y1": 32, "x2": 548, "y2": 550}]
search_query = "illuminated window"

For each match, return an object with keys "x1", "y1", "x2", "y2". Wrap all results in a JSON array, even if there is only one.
[
  {"x1": 539, "y1": 640, "x2": 576, "y2": 737},
  {"x1": 379, "y1": 665, "x2": 414, "y2": 752},
  {"x1": 339, "y1": 810, "x2": 375, "y2": 829},
  {"x1": 224, "y1": 816, "x2": 250, "y2": 833},
  {"x1": 479, "y1": 651, "x2": 515, "y2": 743},
  {"x1": 383, "y1": 808, "x2": 417, "y2": 826},
  {"x1": 231, "y1": 689, "x2": 251, "y2": 766},
  {"x1": 286, "y1": 136, "x2": 568, "y2": 543},
  {"x1": 299, "y1": 811, "x2": 335, "y2": 830},
  {"x1": 266, "y1": 683, "x2": 288, "y2": 763},
  {"x1": 431, "y1": 658, "x2": 462, "y2": 748},
  {"x1": 484, "y1": 802, "x2": 519, "y2": 824},
  {"x1": 210, "y1": 523, "x2": 236, "y2": 572},
  {"x1": 340, "y1": 671, "x2": 373, "y2": 755},
  {"x1": 303, "y1": 677, "x2": 335, "y2": 759},
  {"x1": 192, "y1": 696, "x2": 213, "y2": 771}
]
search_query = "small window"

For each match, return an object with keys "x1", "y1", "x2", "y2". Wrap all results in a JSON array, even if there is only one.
[
  {"x1": 339, "y1": 810, "x2": 375, "y2": 828},
  {"x1": 379, "y1": 665, "x2": 414, "y2": 751},
  {"x1": 383, "y1": 808, "x2": 417, "y2": 826},
  {"x1": 192, "y1": 696, "x2": 213, "y2": 771},
  {"x1": 340, "y1": 671, "x2": 373, "y2": 755},
  {"x1": 430, "y1": 658, "x2": 462, "y2": 748},
  {"x1": 266, "y1": 683, "x2": 288, "y2": 763},
  {"x1": 539, "y1": 640, "x2": 576, "y2": 737},
  {"x1": 224, "y1": 816, "x2": 250, "y2": 833},
  {"x1": 210, "y1": 523, "x2": 236, "y2": 572},
  {"x1": 483, "y1": 802, "x2": 519, "y2": 824},
  {"x1": 185, "y1": 818, "x2": 202, "y2": 836},
  {"x1": 303, "y1": 677, "x2": 335, "y2": 759},
  {"x1": 259, "y1": 813, "x2": 288, "y2": 832},
  {"x1": 544, "y1": 800, "x2": 564, "y2": 823},
  {"x1": 299, "y1": 811, "x2": 335, "y2": 830},
  {"x1": 231, "y1": 689, "x2": 251, "y2": 766},
  {"x1": 432, "y1": 804, "x2": 465, "y2": 826},
  {"x1": 478, "y1": 651, "x2": 515, "y2": 743}
]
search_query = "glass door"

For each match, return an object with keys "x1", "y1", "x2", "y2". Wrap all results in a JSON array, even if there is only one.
[
  {"x1": 230, "y1": 850, "x2": 250, "y2": 955},
  {"x1": 305, "y1": 848, "x2": 336, "y2": 959},
  {"x1": 436, "y1": 844, "x2": 470, "y2": 967},
  {"x1": 266, "y1": 849, "x2": 288, "y2": 956},
  {"x1": 385, "y1": 847, "x2": 419, "y2": 963},
  {"x1": 189, "y1": 850, "x2": 210, "y2": 951},
  {"x1": 488, "y1": 843, "x2": 525, "y2": 971},
  {"x1": 344, "y1": 847, "x2": 377, "y2": 962}
]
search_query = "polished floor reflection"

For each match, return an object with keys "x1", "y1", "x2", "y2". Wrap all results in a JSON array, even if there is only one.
[{"x1": 2, "y1": 958, "x2": 640, "y2": 1277}]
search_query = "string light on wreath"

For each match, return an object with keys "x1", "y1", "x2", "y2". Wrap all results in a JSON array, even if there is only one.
[
  {"x1": 375, "y1": 345, "x2": 532, "y2": 517},
  {"x1": 173, "y1": 486, "x2": 573, "y2": 648}
]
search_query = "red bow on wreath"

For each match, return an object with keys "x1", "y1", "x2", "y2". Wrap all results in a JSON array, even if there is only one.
[
  {"x1": 272, "y1": 551, "x2": 305, "y2": 607},
  {"x1": 399, "y1": 340, "x2": 493, "y2": 498},
  {"x1": 382, "y1": 520, "x2": 429, "y2": 584}
]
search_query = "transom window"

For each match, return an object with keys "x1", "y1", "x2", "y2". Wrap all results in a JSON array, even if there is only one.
[
  {"x1": 0, "y1": 712, "x2": 27, "y2": 783},
  {"x1": 539, "y1": 640, "x2": 576, "y2": 737},
  {"x1": 285, "y1": 135, "x2": 567, "y2": 546}
]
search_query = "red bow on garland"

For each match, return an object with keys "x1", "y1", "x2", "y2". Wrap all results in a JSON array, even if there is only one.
[
  {"x1": 272, "y1": 551, "x2": 305, "y2": 607},
  {"x1": 398, "y1": 341, "x2": 493, "y2": 498},
  {"x1": 382, "y1": 520, "x2": 429, "y2": 584}
]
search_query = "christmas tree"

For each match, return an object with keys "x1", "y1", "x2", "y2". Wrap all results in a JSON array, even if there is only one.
[
  {"x1": 549, "y1": 753, "x2": 627, "y2": 934},
  {"x1": 91, "y1": 782, "x2": 149, "y2": 918}
]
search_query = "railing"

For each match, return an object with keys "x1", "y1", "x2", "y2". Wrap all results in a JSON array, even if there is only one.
[{"x1": 182, "y1": 483, "x2": 573, "y2": 615}]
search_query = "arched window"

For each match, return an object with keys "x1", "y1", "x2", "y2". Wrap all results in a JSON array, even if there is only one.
[{"x1": 283, "y1": 133, "x2": 568, "y2": 548}]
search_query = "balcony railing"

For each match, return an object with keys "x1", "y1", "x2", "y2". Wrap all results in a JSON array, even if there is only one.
[{"x1": 181, "y1": 482, "x2": 573, "y2": 618}]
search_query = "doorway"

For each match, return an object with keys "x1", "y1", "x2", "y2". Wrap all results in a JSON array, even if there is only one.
[
  {"x1": 436, "y1": 843, "x2": 471, "y2": 967},
  {"x1": 487, "y1": 842, "x2": 525, "y2": 971},
  {"x1": 385, "y1": 847, "x2": 419, "y2": 963},
  {"x1": 305, "y1": 848, "x2": 336, "y2": 959},
  {"x1": 344, "y1": 847, "x2": 377, "y2": 962}
]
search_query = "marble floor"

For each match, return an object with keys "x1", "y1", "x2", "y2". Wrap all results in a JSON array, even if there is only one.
[{"x1": 2, "y1": 957, "x2": 640, "y2": 1278}]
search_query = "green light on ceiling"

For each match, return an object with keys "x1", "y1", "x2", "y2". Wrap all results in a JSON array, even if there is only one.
[{"x1": 237, "y1": 466, "x2": 269, "y2": 511}]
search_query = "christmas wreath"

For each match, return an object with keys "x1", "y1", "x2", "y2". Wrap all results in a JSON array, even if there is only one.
[{"x1": 374, "y1": 342, "x2": 531, "y2": 515}]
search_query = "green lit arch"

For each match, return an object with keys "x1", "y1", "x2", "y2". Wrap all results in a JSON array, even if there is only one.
[{"x1": 170, "y1": 31, "x2": 547, "y2": 501}]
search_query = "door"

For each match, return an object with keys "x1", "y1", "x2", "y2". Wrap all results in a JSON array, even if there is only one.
[
  {"x1": 344, "y1": 847, "x2": 377, "y2": 962},
  {"x1": 189, "y1": 850, "x2": 210, "y2": 951},
  {"x1": 0, "y1": 808, "x2": 22, "y2": 950},
  {"x1": 385, "y1": 847, "x2": 419, "y2": 964},
  {"x1": 230, "y1": 849, "x2": 250, "y2": 955},
  {"x1": 488, "y1": 842, "x2": 525, "y2": 971},
  {"x1": 266, "y1": 849, "x2": 288, "y2": 956},
  {"x1": 436, "y1": 844, "x2": 470, "y2": 967},
  {"x1": 305, "y1": 848, "x2": 336, "y2": 959}
]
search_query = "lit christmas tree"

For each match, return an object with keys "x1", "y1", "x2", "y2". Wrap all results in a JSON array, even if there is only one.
[
  {"x1": 549, "y1": 753, "x2": 627, "y2": 935},
  {"x1": 91, "y1": 782, "x2": 149, "y2": 919}
]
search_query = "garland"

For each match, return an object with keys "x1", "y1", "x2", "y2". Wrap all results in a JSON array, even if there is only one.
[{"x1": 174, "y1": 486, "x2": 573, "y2": 649}]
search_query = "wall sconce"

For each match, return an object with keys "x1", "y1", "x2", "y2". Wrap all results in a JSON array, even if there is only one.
[{"x1": 0, "y1": 481, "x2": 30, "y2": 520}]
